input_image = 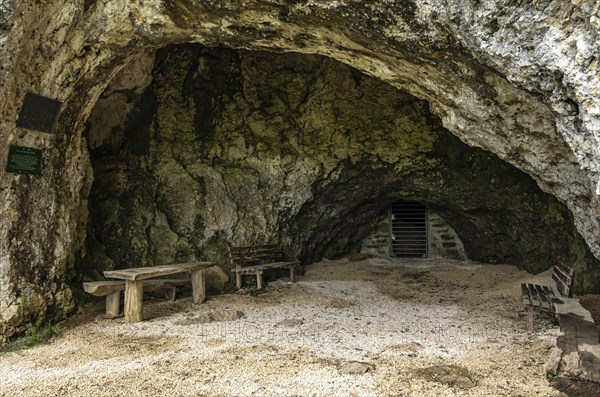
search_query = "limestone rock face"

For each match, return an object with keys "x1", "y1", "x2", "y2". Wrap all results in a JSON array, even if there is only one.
[
  {"x1": 0, "y1": 0, "x2": 598, "y2": 342},
  {"x1": 82, "y1": 45, "x2": 596, "y2": 293}
]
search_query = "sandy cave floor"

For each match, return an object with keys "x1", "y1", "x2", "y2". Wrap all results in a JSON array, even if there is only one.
[{"x1": 0, "y1": 256, "x2": 579, "y2": 396}]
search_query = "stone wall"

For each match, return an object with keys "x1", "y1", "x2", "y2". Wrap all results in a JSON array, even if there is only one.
[
  {"x1": 428, "y1": 210, "x2": 468, "y2": 260},
  {"x1": 360, "y1": 212, "x2": 391, "y2": 258}
]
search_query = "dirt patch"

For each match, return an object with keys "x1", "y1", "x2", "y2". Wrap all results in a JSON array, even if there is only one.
[
  {"x1": 401, "y1": 270, "x2": 431, "y2": 284},
  {"x1": 174, "y1": 310, "x2": 244, "y2": 325},
  {"x1": 327, "y1": 297, "x2": 356, "y2": 308},
  {"x1": 415, "y1": 364, "x2": 477, "y2": 389},
  {"x1": 34, "y1": 334, "x2": 182, "y2": 369}
]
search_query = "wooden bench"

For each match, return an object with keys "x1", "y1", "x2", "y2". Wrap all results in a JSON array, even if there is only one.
[
  {"x1": 521, "y1": 263, "x2": 575, "y2": 331},
  {"x1": 83, "y1": 279, "x2": 189, "y2": 318},
  {"x1": 230, "y1": 244, "x2": 300, "y2": 290},
  {"x1": 103, "y1": 262, "x2": 215, "y2": 322}
]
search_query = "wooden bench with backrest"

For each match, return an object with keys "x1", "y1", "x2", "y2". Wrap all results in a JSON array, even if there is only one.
[
  {"x1": 521, "y1": 263, "x2": 575, "y2": 331},
  {"x1": 83, "y1": 279, "x2": 189, "y2": 318},
  {"x1": 230, "y1": 244, "x2": 300, "y2": 290}
]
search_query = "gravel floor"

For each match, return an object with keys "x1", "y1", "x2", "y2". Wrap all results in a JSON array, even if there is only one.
[{"x1": 0, "y1": 256, "x2": 566, "y2": 396}]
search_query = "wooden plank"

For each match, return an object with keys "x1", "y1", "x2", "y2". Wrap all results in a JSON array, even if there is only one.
[
  {"x1": 232, "y1": 261, "x2": 299, "y2": 273},
  {"x1": 233, "y1": 268, "x2": 261, "y2": 276},
  {"x1": 231, "y1": 244, "x2": 279, "y2": 253},
  {"x1": 124, "y1": 280, "x2": 144, "y2": 322},
  {"x1": 104, "y1": 262, "x2": 215, "y2": 281},
  {"x1": 550, "y1": 285, "x2": 562, "y2": 298},
  {"x1": 542, "y1": 284, "x2": 556, "y2": 298},
  {"x1": 84, "y1": 281, "x2": 126, "y2": 296},
  {"x1": 527, "y1": 283, "x2": 542, "y2": 307},
  {"x1": 553, "y1": 272, "x2": 570, "y2": 297},
  {"x1": 231, "y1": 246, "x2": 281, "y2": 259},
  {"x1": 557, "y1": 263, "x2": 575, "y2": 277},
  {"x1": 534, "y1": 284, "x2": 551, "y2": 309},
  {"x1": 84, "y1": 279, "x2": 189, "y2": 296},
  {"x1": 553, "y1": 265, "x2": 573, "y2": 286}
]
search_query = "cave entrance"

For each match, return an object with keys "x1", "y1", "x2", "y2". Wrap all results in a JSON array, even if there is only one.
[
  {"x1": 79, "y1": 44, "x2": 596, "y2": 290},
  {"x1": 390, "y1": 200, "x2": 428, "y2": 258}
]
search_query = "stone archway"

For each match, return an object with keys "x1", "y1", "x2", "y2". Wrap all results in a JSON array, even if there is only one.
[{"x1": 0, "y1": 0, "x2": 598, "y2": 341}]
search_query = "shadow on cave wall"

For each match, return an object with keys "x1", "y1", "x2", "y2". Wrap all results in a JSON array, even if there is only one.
[{"x1": 77, "y1": 44, "x2": 600, "y2": 293}]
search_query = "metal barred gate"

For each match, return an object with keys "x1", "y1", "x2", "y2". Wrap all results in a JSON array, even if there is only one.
[{"x1": 390, "y1": 201, "x2": 428, "y2": 257}]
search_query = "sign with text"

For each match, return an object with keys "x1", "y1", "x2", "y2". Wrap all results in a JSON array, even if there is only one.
[
  {"x1": 5, "y1": 145, "x2": 42, "y2": 175},
  {"x1": 16, "y1": 92, "x2": 62, "y2": 133}
]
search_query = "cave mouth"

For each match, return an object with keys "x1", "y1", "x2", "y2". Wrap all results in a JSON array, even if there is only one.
[{"x1": 78, "y1": 43, "x2": 597, "y2": 292}]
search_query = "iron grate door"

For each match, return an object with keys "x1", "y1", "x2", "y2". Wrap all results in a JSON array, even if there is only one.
[{"x1": 390, "y1": 201, "x2": 428, "y2": 257}]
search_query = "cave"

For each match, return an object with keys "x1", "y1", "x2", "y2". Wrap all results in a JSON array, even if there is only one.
[
  {"x1": 78, "y1": 44, "x2": 596, "y2": 289},
  {"x1": 1, "y1": 0, "x2": 599, "y2": 351}
]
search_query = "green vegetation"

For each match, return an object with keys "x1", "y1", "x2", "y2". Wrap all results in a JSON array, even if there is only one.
[
  {"x1": 0, "y1": 322, "x2": 62, "y2": 354},
  {"x1": 20, "y1": 295, "x2": 32, "y2": 311}
]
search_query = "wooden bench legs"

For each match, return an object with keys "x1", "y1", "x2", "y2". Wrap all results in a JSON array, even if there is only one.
[
  {"x1": 124, "y1": 280, "x2": 144, "y2": 323},
  {"x1": 257, "y1": 270, "x2": 264, "y2": 290},
  {"x1": 234, "y1": 270, "x2": 264, "y2": 289},
  {"x1": 106, "y1": 291, "x2": 121, "y2": 318},
  {"x1": 234, "y1": 266, "x2": 295, "y2": 290},
  {"x1": 235, "y1": 272, "x2": 242, "y2": 289},
  {"x1": 120, "y1": 270, "x2": 208, "y2": 322},
  {"x1": 526, "y1": 305, "x2": 534, "y2": 332},
  {"x1": 191, "y1": 269, "x2": 206, "y2": 304}
]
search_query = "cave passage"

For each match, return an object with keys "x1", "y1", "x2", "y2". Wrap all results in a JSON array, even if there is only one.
[{"x1": 78, "y1": 44, "x2": 598, "y2": 292}]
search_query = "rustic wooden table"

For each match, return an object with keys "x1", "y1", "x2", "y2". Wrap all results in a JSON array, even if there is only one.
[{"x1": 104, "y1": 262, "x2": 215, "y2": 323}]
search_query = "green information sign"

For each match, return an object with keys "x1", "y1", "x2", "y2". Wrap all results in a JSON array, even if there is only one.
[{"x1": 5, "y1": 145, "x2": 42, "y2": 175}]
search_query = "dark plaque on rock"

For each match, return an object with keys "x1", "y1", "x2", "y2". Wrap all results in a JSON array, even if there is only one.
[
  {"x1": 16, "y1": 92, "x2": 62, "y2": 133},
  {"x1": 5, "y1": 145, "x2": 42, "y2": 175}
]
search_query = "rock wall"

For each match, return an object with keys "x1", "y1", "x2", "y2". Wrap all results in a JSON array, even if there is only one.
[
  {"x1": 80, "y1": 45, "x2": 595, "y2": 293},
  {"x1": 0, "y1": 0, "x2": 598, "y2": 342}
]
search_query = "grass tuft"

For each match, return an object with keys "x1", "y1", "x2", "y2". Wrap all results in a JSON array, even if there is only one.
[{"x1": 0, "y1": 322, "x2": 62, "y2": 354}]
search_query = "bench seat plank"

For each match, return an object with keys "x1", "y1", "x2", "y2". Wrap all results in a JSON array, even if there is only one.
[
  {"x1": 83, "y1": 279, "x2": 189, "y2": 296},
  {"x1": 231, "y1": 261, "x2": 300, "y2": 274},
  {"x1": 103, "y1": 262, "x2": 214, "y2": 281},
  {"x1": 84, "y1": 281, "x2": 126, "y2": 296}
]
